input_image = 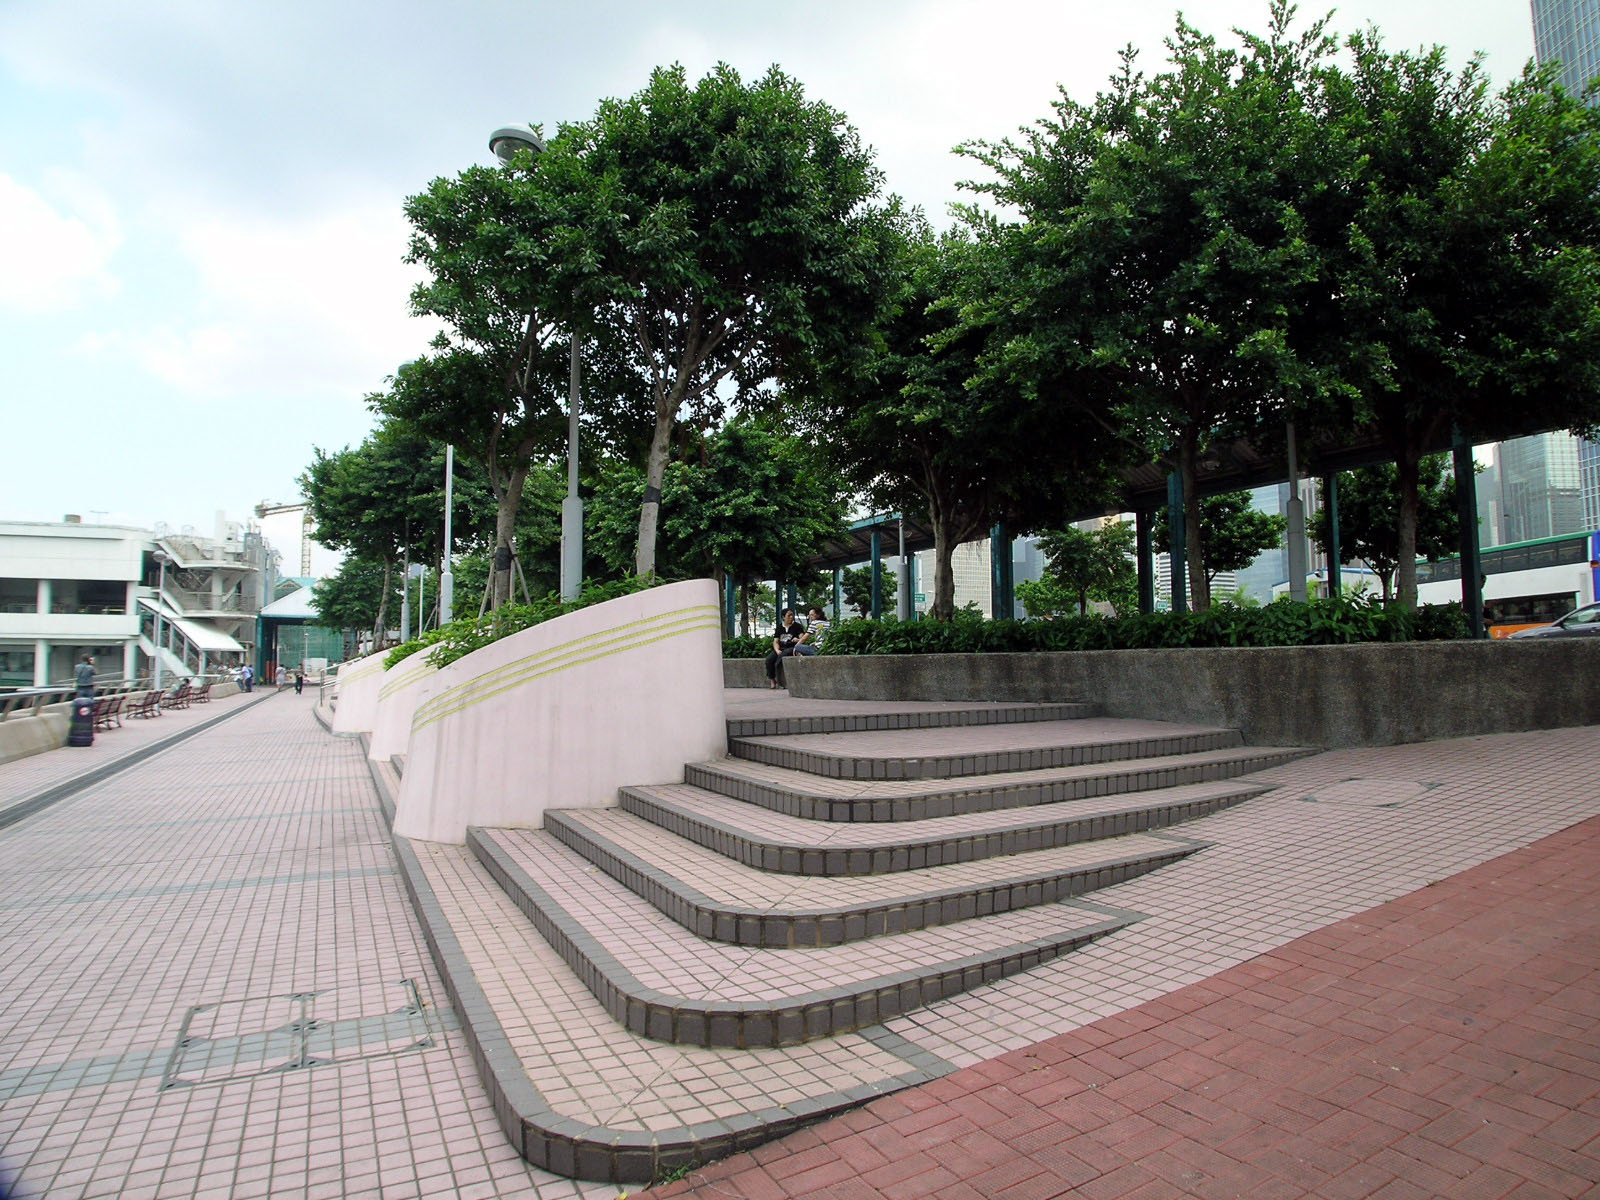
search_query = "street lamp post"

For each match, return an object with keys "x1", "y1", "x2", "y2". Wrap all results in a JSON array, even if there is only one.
[
  {"x1": 152, "y1": 549, "x2": 170, "y2": 690},
  {"x1": 488, "y1": 126, "x2": 584, "y2": 603}
]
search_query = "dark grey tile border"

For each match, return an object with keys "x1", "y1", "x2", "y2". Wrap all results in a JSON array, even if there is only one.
[
  {"x1": 541, "y1": 811, "x2": 1203, "y2": 948},
  {"x1": 353, "y1": 717, "x2": 956, "y2": 1183},
  {"x1": 0, "y1": 693, "x2": 275, "y2": 833},
  {"x1": 727, "y1": 729, "x2": 1247, "y2": 780},
  {"x1": 725, "y1": 702, "x2": 1096, "y2": 739},
  {"x1": 689, "y1": 746, "x2": 1313, "y2": 822},
  {"x1": 468, "y1": 824, "x2": 1141, "y2": 1046},
  {"x1": 618, "y1": 781, "x2": 1268, "y2": 875}
]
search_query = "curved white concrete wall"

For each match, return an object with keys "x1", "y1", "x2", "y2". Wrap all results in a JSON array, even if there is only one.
[
  {"x1": 330, "y1": 650, "x2": 388, "y2": 734},
  {"x1": 368, "y1": 646, "x2": 438, "y2": 762},
  {"x1": 394, "y1": 579, "x2": 727, "y2": 845}
]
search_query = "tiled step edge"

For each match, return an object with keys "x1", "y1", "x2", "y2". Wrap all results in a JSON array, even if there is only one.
[
  {"x1": 364, "y1": 752, "x2": 951, "y2": 1183},
  {"x1": 726, "y1": 702, "x2": 1096, "y2": 739},
  {"x1": 728, "y1": 728, "x2": 1245, "y2": 780},
  {"x1": 689, "y1": 746, "x2": 1312, "y2": 821},
  {"x1": 468, "y1": 825, "x2": 1138, "y2": 1046},
  {"x1": 542, "y1": 812, "x2": 1200, "y2": 948},
  {"x1": 618, "y1": 780, "x2": 1267, "y2": 875}
]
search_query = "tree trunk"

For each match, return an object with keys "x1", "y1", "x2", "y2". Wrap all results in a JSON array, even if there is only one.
[
  {"x1": 1179, "y1": 436, "x2": 1210, "y2": 612},
  {"x1": 740, "y1": 581, "x2": 751, "y2": 637},
  {"x1": 931, "y1": 514, "x2": 958, "y2": 621},
  {"x1": 373, "y1": 559, "x2": 392, "y2": 646},
  {"x1": 490, "y1": 466, "x2": 529, "y2": 611},
  {"x1": 1395, "y1": 450, "x2": 1421, "y2": 607},
  {"x1": 635, "y1": 402, "x2": 676, "y2": 577}
]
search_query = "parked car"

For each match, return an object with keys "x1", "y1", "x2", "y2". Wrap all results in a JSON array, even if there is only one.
[{"x1": 1507, "y1": 601, "x2": 1600, "y2": 639}]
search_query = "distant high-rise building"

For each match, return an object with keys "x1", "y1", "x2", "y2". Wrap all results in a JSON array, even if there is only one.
[
  {"x1": 1496, "y1": 432, "x2": 1585, "y2": 542},
  {"x1": 1532, "y1": 0, "x2": 1600, "y2": 530}
]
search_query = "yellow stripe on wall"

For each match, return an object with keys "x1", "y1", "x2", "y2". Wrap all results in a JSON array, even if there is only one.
[
  {"x1": 378, "y1": 660, "x2": 438, "y2": 700},
  {"x1": 411, "y1": 606, "x2": 721, "y2": 735}
]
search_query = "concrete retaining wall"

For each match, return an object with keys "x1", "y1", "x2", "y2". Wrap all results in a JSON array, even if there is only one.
[
  {"x1": 0, "y1": 713, "x2": 67, "y2": 765},
  {"x1": 773, "y1": 640, "x2": 1600, "y2": 748}
]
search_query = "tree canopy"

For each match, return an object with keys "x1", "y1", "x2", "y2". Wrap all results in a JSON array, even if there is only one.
[{"x1": 532, "y1": 63, "x2": 902, "y2": 576}]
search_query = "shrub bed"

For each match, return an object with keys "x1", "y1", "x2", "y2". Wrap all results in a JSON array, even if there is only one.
[
  {"x1": 808, "y1": 595, "x2": 1467, "y2": 657},
  {"x1": 385, "y1": 576, "x2": 660, "y2": 671}
]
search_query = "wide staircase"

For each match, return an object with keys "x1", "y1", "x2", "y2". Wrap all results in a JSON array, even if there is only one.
[{"x1": 376, "y1": 697, "x2": 1311, "y2": 1185}]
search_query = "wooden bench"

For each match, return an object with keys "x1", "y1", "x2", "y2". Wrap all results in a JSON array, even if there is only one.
[
  {"x1": 92, "y1": 694, "x2": 124, "y2": 730},
  {"x1": 165, "y1": 680, "x2": 193, "y2": 710},
  {"x1": 191, "y1": 681, "x2": 213, "y2": 704},
  {"x1": 127, "y1": 689, "x2": 163, "y2": 719}
]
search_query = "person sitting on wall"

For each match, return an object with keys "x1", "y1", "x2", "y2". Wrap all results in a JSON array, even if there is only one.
[
  {"x1": 765, "y1": 609, "x2": 804, "y2": 689},
  {"x1": 792, "y1": 607, "x2": 828, "y2": 657}
]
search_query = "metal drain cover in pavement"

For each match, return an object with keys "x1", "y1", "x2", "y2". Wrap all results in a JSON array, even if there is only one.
[
  {"x1": 1305, "y1": 778, "x2": 1433, "y2": 809},
  {"x1": 160, "y1": 979, "x2": 435, "y2": 1089}
]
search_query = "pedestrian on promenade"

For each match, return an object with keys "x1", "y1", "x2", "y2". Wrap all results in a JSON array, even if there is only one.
[
  {"x1": 294, "y1": 670, "x2": 304, "y2": 695},
  {"x1": 75, "y1": 654, "x2": 95, "y2": 698},
  {"x1": 275, "y1": 664, "x2": 286, "y2": 690},
  {"x1": 240, "y1": 664, "x2": 253, "y2": 693}
]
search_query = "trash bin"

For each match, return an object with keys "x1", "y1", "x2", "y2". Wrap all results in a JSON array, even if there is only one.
[{"x1": 69, "y1": 697, "x2": 95, "y2": 747}]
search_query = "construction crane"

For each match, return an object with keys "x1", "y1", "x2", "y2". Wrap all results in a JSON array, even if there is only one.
[{"x1": 254, "y1": 501, "x2": 315, "y2": 576}]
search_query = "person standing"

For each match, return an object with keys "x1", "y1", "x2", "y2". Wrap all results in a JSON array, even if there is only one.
[
  {"x1": 294, "y1": 670, "x2": 304, "y2": 695},
  {"x1": 275, "y1": 664, "x2": 286, "y2": 691},
  {"x1": 75, "y1": 654, "x2": 96, "y2": 698},
  {"x1": 240, "y1": 664, "x2": 253, "y2": 693}
]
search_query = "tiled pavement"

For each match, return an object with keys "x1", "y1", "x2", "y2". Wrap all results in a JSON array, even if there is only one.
[
  {"x1": 2, "y1": 687, "x2": 1598, "y2": 1198},
  {"x1": 645, "y1": 808, "x2": 1600, "y2": 1200},
  {"x1": 0, "y1": 692, "x2": 604, "y2": 1200},
  {"x1": 0, "y1": 690, "x2": 274, "y2": 828}
]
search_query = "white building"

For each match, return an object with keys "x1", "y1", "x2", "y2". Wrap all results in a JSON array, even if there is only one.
[{"x1": 0, "y1": 515, "x2": 276, "y2": 688}]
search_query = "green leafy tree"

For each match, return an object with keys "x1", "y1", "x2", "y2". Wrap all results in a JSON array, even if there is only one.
[
  {"x1": 1310, "y1": 456, "x2": 1459, "y2": 602},
  {"x1": 301, "y1": 418, "x2": 487, "y2": 641},
  {"x1": 961, "y1": 5, "x2": 1348, "y2": 611},
  {"x1": 1155, "y1": 491, "x2": 1286, "y2": 601},
  {"x1": 392, "y1": 150, "x2": 577, "y2": 608},
  {"x1": 1034, "y1": 522, "x2": 1139, "y2": 616},
  {"x1": 585, "y1": 418, "x2": 847, "y2": 624},
  {"x1": 821, "y1": 227, "x2": 1118, "y2": 620},
  {"x1": 310, "y1": 557, "x2": 402, "y2": 651},
  {"x1": 841, "y1": 565, "x2": 898, "y2": 619},
  {"x1": 1316, "y1": 39, "x2": 1600, "y2": 605},
  {"x1": 535, "y1": 63, "x2": 900, "y2": 577}
]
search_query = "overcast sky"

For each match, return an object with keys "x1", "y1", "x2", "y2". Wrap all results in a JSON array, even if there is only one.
[{"x1": 0, "y1": 0, "x2": 1536, "y2": 567}]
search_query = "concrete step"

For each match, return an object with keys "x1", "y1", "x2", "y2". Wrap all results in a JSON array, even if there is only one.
[
  {"x1": 540, "y1": 807, "x2": 1201, "y2": 946},
  {"x1": 466, "y1": 825, "x2": 1138, "y2": 1047},
  {"x1": 728, "y1": 718, "x2": 1244, "y2": 780},
  {"x1": 618, "y1": 777, "x2": 1269, "y2": 875},
  {"x1": 399, "y1": 836, "x2": 953, "y2": 1183},
  {"x1": 688, "y1": 744, "x2": 1311, "y2": 822},
  {"x1": 726, "y1": 700, "x2": 1096, "y2": 739}
]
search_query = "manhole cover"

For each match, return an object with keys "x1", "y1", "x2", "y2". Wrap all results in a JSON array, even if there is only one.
[
  {"x1": 160, "y1": 979, "x2": 435, "y2": 1090},
  {"x1": 1305, "y1": 779, "x2": 1433, "y2": 809}
]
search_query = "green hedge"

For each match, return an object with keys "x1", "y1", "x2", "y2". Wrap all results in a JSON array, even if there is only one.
[
  {"x1": 793, "y1": 596, "x2": 1468, "y2": 657},
  {"x1": 384, "y1": 576, "x2": 661, "y2": 671},
  {"x1": 723, "y1": 635, "x2": 772, "y2": 659}
]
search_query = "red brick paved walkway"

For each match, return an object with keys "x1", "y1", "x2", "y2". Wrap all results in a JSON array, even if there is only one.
[{"x1": 650, "y1": 815, "x2": 1600, "y2": 1200}]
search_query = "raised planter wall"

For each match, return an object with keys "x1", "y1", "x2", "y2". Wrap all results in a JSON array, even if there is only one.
[
  {"x1": 396, "y1": 579, "x2": 728, "y2": 844},
  {"x1": 765, "y1": 640, "x2": 1600, "y2": 749},
  {"x1": 330, "y1": 650, "x2": 388, "y2": 735}
]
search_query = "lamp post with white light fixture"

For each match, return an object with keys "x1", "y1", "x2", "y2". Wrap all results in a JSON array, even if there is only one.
[{"x1": 487, "y1": 126, "x2": 584, "y2": 603}]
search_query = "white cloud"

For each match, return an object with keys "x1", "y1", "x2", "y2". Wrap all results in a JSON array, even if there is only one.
[
  {"x1": 0, "y1": 172, "x2": 121, "y2": 311},
  {"x1": 76, "y1": 201, "x2": 439, "y2": 400}
]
